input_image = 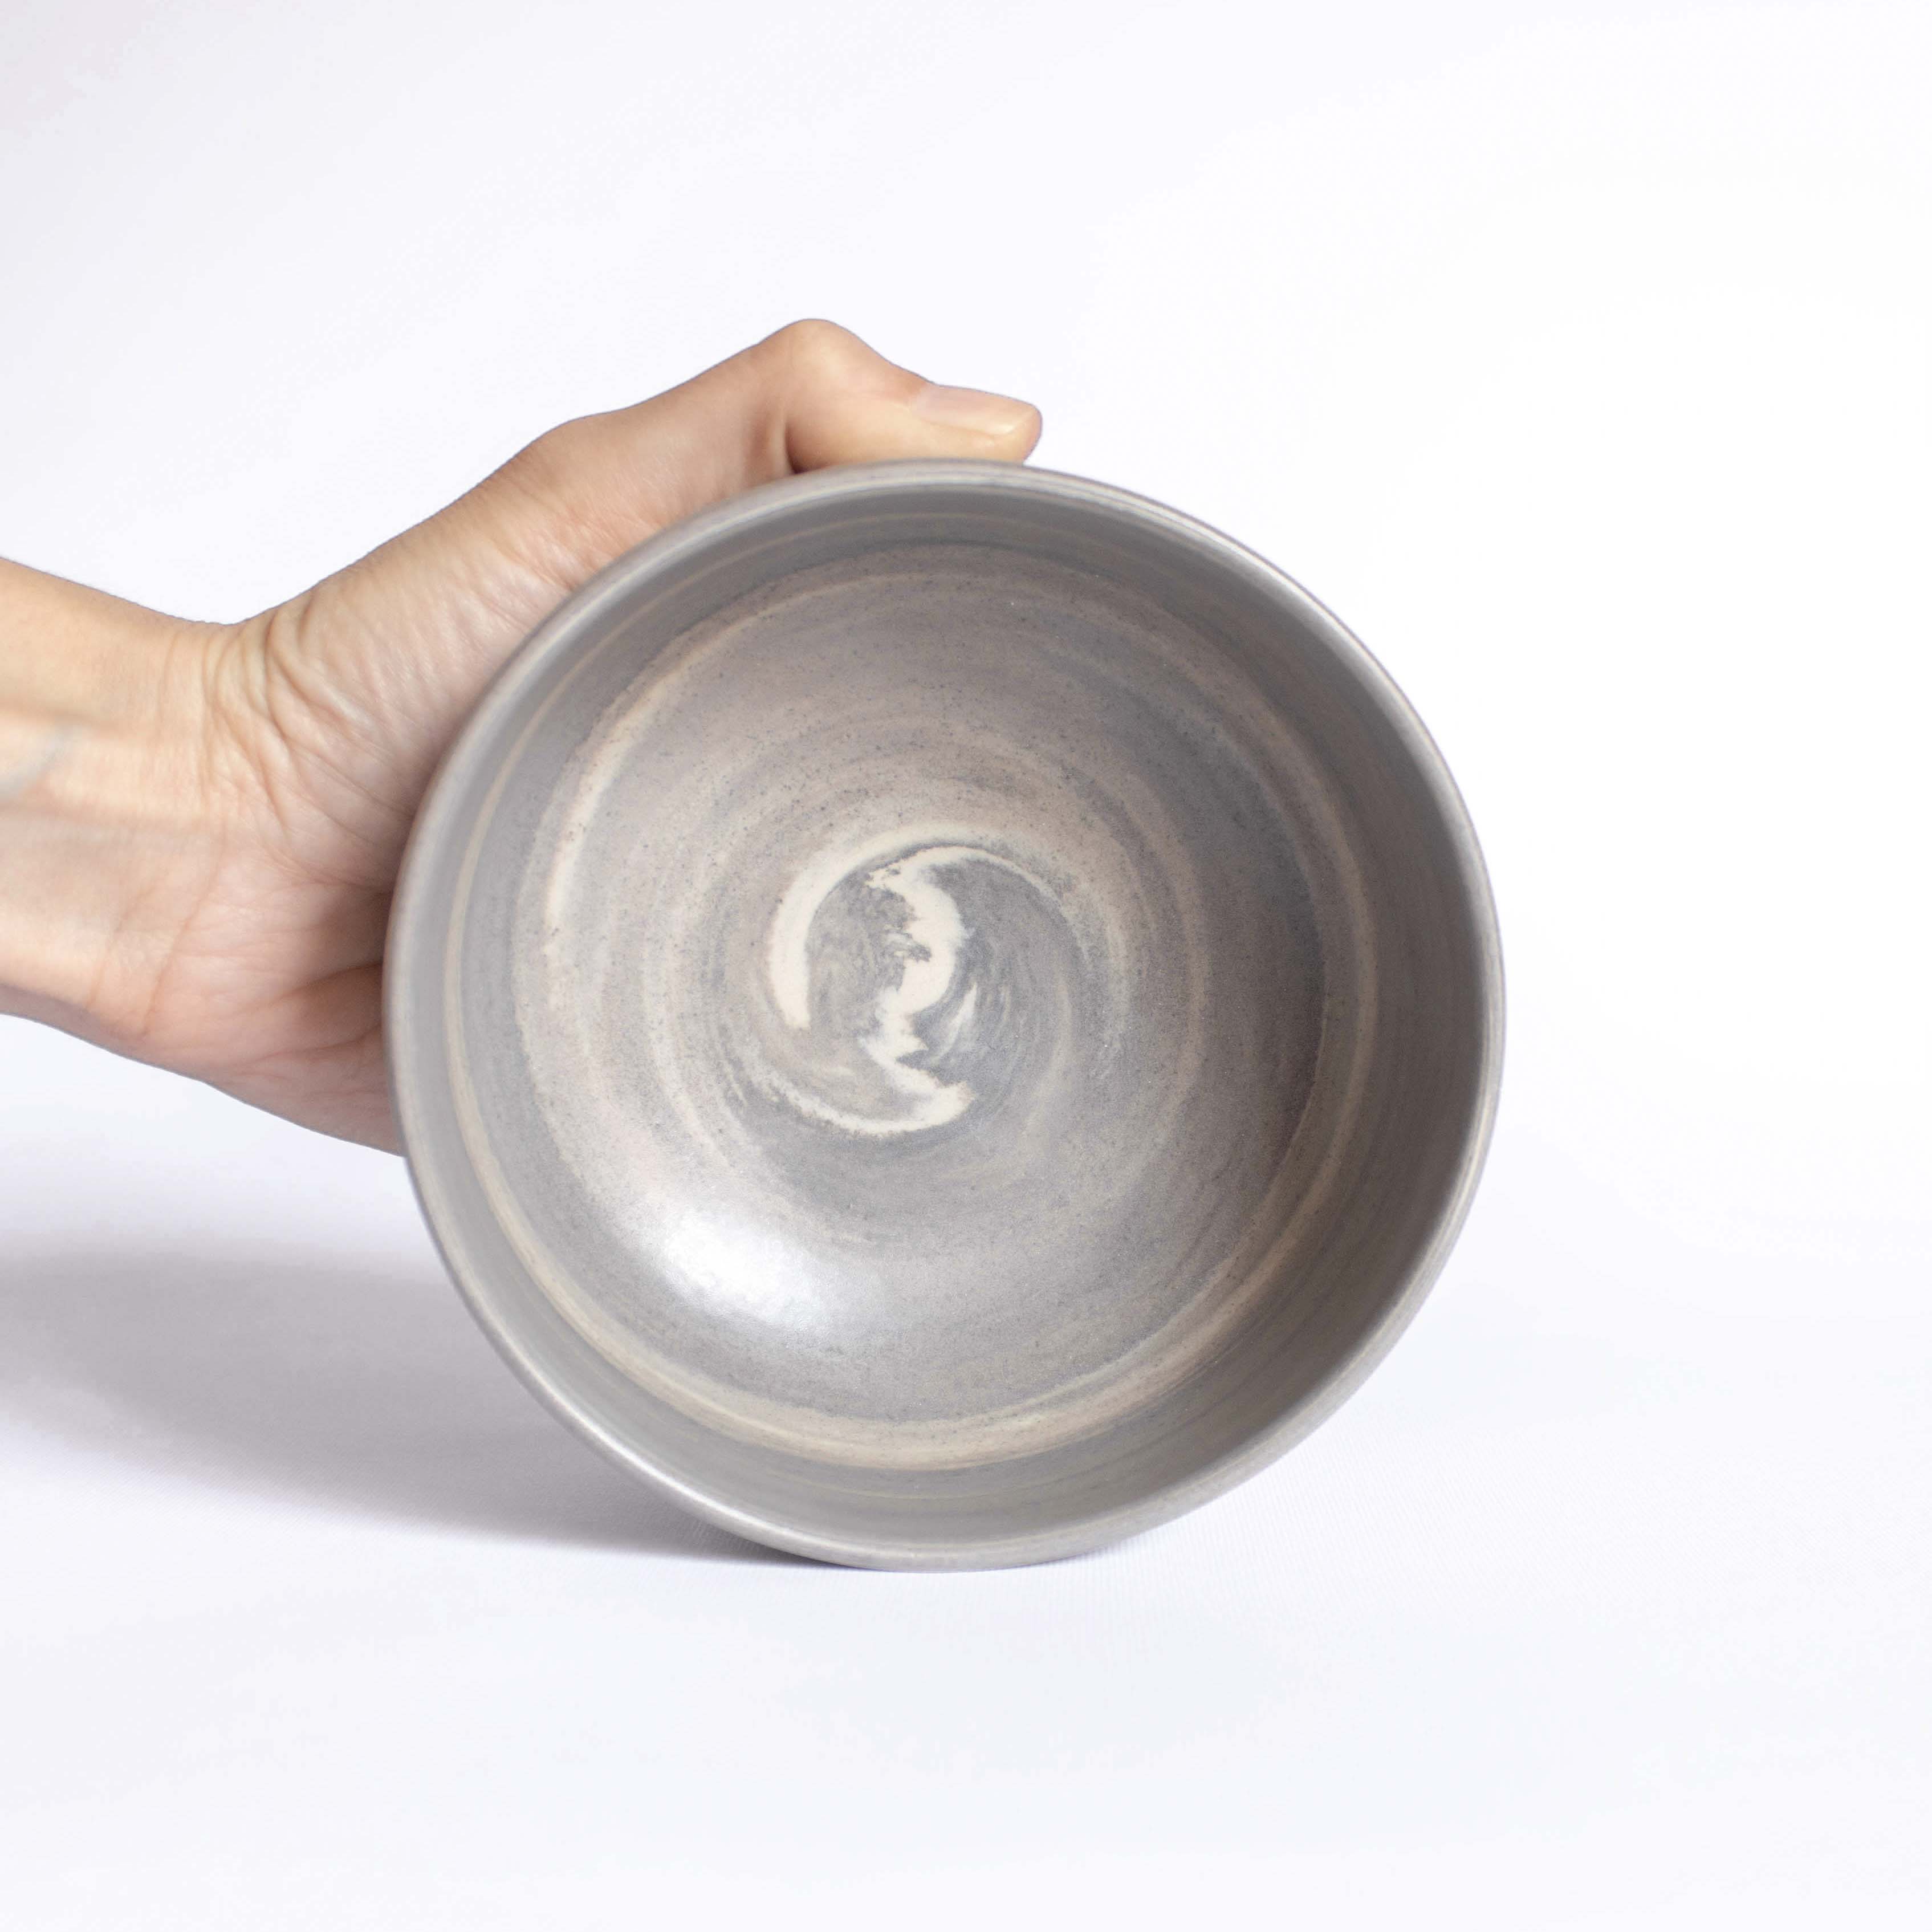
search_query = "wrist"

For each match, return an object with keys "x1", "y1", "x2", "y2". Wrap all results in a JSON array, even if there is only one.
[{"x1": 0, "y1": 560, "x2": 229, "y2": 1051}]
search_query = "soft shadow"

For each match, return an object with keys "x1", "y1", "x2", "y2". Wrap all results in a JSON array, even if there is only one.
[{"x1": 0, "y1": 1245, "x2": 792, "y2": 1561}]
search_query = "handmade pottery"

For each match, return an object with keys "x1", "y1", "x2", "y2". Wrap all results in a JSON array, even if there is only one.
[{"x1": 387, "y1": 461, "x2": 1503, "y2": 1568}]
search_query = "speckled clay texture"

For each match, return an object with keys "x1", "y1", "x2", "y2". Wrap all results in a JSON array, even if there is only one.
[{"x1": 389, "y1": 463, "x2": 1502, "y2": 1568}]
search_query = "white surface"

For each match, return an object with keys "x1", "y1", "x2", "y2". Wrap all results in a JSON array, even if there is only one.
[{"x1": 3, "y1": 2, "x2": 1927, "y2": 1923}]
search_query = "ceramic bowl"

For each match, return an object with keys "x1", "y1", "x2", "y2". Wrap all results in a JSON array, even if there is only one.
[{"x1": 387, "y1": 461, "x2": 1502, "y2": 1568}]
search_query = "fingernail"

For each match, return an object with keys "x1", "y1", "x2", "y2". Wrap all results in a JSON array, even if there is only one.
[{"x1": 910, "y1": 383, "x2": 1038, "y2": 438}]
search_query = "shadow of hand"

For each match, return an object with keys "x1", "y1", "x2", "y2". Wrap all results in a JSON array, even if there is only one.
[{"x1": 1, "y1": 1245, "x2": 786, "y2": 1562}]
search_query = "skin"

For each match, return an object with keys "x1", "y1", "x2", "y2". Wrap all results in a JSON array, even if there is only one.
[{"x1": 0, "y1": 321, "x2": 1042, "y2": 1149}]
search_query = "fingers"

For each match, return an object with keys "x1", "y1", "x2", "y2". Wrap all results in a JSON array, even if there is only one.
[{"x1": 479, "y1": 320, "x2": 1042, "y2": 586}]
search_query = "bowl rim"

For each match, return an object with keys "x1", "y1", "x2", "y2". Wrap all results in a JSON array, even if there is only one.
[{"x1": 385, "y1": 457, "x2": 1506, "y2": 1569}]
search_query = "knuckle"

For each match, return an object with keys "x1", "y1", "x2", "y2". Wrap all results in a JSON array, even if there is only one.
[{"x1": 764, "y1": 316, "x2": 864, "y2": 375}]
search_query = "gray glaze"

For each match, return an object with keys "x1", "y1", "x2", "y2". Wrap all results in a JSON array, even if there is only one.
[{"x1": 388, "y1": 462, "x2": 1503, "y2": 1568}]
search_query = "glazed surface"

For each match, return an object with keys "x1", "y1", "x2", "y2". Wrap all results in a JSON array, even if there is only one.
[{"x1": 489, "y1": 546, "x2": 1353, "y2": 1465}]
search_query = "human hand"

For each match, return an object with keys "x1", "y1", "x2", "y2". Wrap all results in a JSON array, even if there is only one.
[{"x1": 0, "y1": 322, "x2": 1040, "y2": 1147}]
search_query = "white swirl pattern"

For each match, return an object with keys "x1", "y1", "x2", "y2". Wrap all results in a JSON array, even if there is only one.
[{"x1": 763, "y1": 838, "x2": 1053, "y2": 1137}]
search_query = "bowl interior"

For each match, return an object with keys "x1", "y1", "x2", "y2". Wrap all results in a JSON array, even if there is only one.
[{"x1": 392, "y1": 464, "x2": 1499, "y2": 1566}]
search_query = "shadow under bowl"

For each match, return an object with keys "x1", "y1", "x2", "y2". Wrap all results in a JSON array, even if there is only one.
[{"x1": 388, "y1": 461, "x2": 1502, "y2": 1568}]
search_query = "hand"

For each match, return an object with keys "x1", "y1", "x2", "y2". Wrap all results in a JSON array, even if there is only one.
[{"x1": 0, "y1": 322, "x2": 1040, "y2": 1147}]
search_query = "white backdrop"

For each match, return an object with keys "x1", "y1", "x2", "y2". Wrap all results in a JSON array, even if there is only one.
[{"x1": 3, "y1": 2, "x2": 1927, "y2": 1924}]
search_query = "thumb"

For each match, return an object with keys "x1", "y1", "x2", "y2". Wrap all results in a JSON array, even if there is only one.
[{"x1": 483, "y1": 318, "x2": 1043, "y2": 589}]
